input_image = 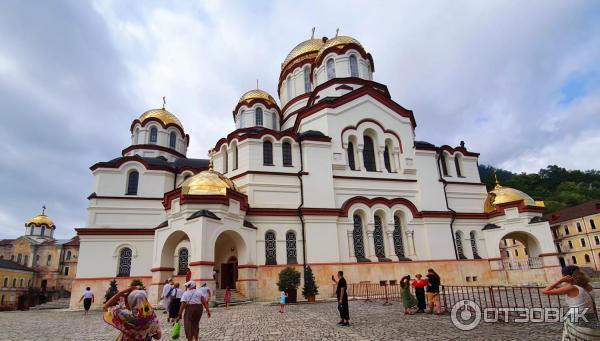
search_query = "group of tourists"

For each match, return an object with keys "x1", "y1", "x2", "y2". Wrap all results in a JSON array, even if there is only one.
[{"x1": 399, "y1": 268, "x2": 442, "y2": 315}]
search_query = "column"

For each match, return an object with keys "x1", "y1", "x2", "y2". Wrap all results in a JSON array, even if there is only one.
[
  {"x1": 378, "y1": 149, "x2": 386, "y2": 172},
  {"x1": 366, "y1": 229, "x2": 376, "y2": 260},
  {"x1": 347, "y1": 230, "x2": 355, "y2": 258},
  {"x1": 386, "y1": 230, "x2": 399, "y2": 261},
  {"x1": 357, "y1": 146, "x2": 364, "y2": 171},
  {"x1": 406, "y1": 230, "x2": 416, "y2": 257},
  {"x1": 393, "y1": 151, "x2": 401, "y2": 172}
]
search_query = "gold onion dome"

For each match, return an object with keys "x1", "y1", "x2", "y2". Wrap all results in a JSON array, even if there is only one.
[
  {"x1": 281, "y1": 38, "x2": 325, "y2": 71},
  {"x1": 181, "y1": 169, "x2": 237, "y2": 196},
  {"x1": 27, "y1": 214, "x2": 55, "y2": 228},
  {"x1": 315, "y1": 36, "x2": 365, "y2": 62},
  {"x1": 237, "y1": 89, "x2": 278, "y2": 108},
  {"x1": 138, "y1": 108, "x2": 183, "y2": 129},
  {"x1": 483, "y1": 175, "x2": 544, "y2": 213}
]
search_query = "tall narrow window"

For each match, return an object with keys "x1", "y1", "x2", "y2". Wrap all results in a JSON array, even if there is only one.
[
  {"x1": 353, "y1": 215, "x2": 368, "y2": 261},
  {"x1": 585, "y1": 254, "x2": 591, "y2": 263},
  {"x1": 383, "y1": 145, "x2": 392, "y2": 172},
  {"x1": 24, "y1": 255, "x2": 28, "y2": 266},
  {"x1": 454, "y1": 156, "x2": 462, "y2": 177},
  {"x1": 149, "y1": 127, "x2": 158, "y2": 144},
  {"x1": 577, "y1": 223, "x2": 582, "y2": 233},
  {"x1": 303, "y1": 66, "x2": 311, "y2": 93},
  {"x1": 440, "y1": 153, "x2": 449, "y2": 176},
  {"x1": 347, "y1": 142, "x2": 356, "y2": 170},
  {"x1": 286, "y1": 76, "x2": 293, "y2": 101},
  {"x1": 455, "y1": 232, "x2": 465, "y2": 259},
  {"x1": 286, "y1": 231, "x2": 297, "y2": 264},
  {"x1": 17, "y1": 254, "x2": 22, "y2": 264},
  {"x1": 373, "y1": 216, "x2": 386, "y2": 260},
  {"x1": 591, "y1": 219, "x2": 597, "y2": 230},
  {"x1": 12, "y1": 278, "x2": 16, "y2": 288},
  {"x1": 169, "y1": 132, "x2": 176, "y2": 148},
  {"x1": 41, "y1": 226, "x2": 45, "y2": 237},
  {"x1": 127, "y1": 171, "x2": 139, "y2": 195},
  {"x1": 35, "y1": 255, "x2": 39, "y2": 266},
  {"x1": 223, "y1": 149, "x2": 228, "y2": 173},
  {"x1": 282, "y1": 142, "x2": 292, "y2": 166},
  {"x1": 46, "y1": 255, "x2": 52, "y2": 266},
  {"x1": 393, "y1": 215, "x2": 406, "y2": 258},
  {"x1": 363, "y1": 136, "x2": 376, "y2": 171},
  {"x1": 255, "y1": 107, "x2": 263, "y2": 126},
  {"x1": 178, "y1": 248, "x2": 189, "y2": 275},
  {"x1": 265, "y1": 231, "x2": 277, "y2": 265},
  {"x1": 349, "y1": 54, "x2": 359, "y2": 77},
  {"x1": 2, "y1": 278, "x2": 7, "y2": 288},
  {"x1": 30, "y1": 226, "x2": 34, "y2": 235},
  {"x1": 263, "y1": 140, "x2": 273, "y2": 165},
  {"x1": 134, "y1": 128, "x2": 139, "y2": 144},
  {"x1": 572, "y1": 256, "x2": 577, "y2": 264},
  {"x1": 272, "y1": 112, "x2": 277, "y2": 130},
  {"x1": 117, "y1": 247, "x2": 132, "y2": 277},
  {"x1": 326, "y1": 58, "x2": 336, "y2": 80},
  {"x1": 64, "y1": 267, "x2": 69, "y2": 276},
  {"x1": 470, "y1": 231, "x2": 480, "y2": 259},
  {"x1": 66, "y1": 251, "x2": 71, "y2": 260},
  {"x1": 232, "y1": 144, "x2": 238, "y2": 170},
  {"x1": 239, "y1": 112, "x2": 245, "y2": 128}
]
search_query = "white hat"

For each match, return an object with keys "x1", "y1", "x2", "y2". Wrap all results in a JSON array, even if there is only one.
[{"x1": 184, "y1": 281, "x2": 196, "y2": 289}]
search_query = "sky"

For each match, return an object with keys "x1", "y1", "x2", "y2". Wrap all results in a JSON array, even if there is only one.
[{"x1": 0, "y1": 0, "x2": 598, "y2": 239}]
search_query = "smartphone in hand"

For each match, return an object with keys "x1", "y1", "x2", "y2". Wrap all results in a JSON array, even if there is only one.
[{"x1": 331, "y1": 275, "x2": 335, "y2": 281}]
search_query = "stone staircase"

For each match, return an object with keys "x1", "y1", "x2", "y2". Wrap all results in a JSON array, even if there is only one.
[
  {"x1": 214, "y1": 289, "x2": 251, "y2": 307},
  {"x1": 29, "y1": 298, "x2": 70, "y2": 310}
]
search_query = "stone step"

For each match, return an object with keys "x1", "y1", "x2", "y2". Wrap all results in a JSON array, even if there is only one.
[{"x1": 29, "y1": 298, "x2": 70, "y2": 310}]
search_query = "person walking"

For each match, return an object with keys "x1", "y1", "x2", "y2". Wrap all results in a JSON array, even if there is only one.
[
  {"x1": 543, "y1": 265, "x2": 600, "y2": 340},
  {"x1": 177, "y1": 281, "x2": 211, "y2": 341},
  {"x1": 279, "y1": 290, "x2": 288, "y2": 313},
  {"x1": 224, "y1": 286, "x2": 232, "y2": 309},
  {"x1": 332, "y1": 271, "x2": 350, "y2": 327},
  {"x1": 103, "y1": 286, "x2": 162, "y2": 340},
  {"x1": 411, "y1": 274, "x2": 428, "y2": 313},
  {"x1": 168, "y1": 283, "x2": 183, "y2": 323},
  {"x1": 160, "y1": 278, "x2": 173, "y2": 313},
  {"x1": 426, "y1": 268, "x2": 441, "y2": 314},
  {"x1": 400, "y1": 275, "x2": 418, "y2": 315},
  {"x1": 78, "y1": 287, "x2": 94, "y2": 315}
]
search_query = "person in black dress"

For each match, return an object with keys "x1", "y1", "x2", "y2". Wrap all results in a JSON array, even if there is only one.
[
  {"x1": 332, "y1": 271, "x2": 350, "y2": 327},
  {"x1": 168, "y1": 283, "x2": 182, "y2": 322}
]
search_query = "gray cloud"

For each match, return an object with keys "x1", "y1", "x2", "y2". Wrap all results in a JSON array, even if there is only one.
[{"x1": 1, "y1": 0, "x2": 598, "y2": 238}]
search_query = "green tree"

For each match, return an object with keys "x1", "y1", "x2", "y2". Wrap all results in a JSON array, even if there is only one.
[
  {"x1": 129, "y1": 279, "x2": 146, "y2": 290},
  {"x1": 302, "y1": 266, "x2": 319, "y2": 298},
  {"x1": 277, "y1": 267, "x2": 301, "y2": 291},
  {"x1": 104, "y1": 280, "x2": 118, "y2": 303}
]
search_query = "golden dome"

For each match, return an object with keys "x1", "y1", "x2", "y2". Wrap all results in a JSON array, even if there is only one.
[
  {"x1": 483, "y1": 178, "x2": 544, "y2": 213},
  {"x1": 138, "y1": 108, "x2": 183, "y2": 129},
  {"x1": 281, "y1": 38, "x2": 325, "y2": 71},
  {"x1": 238, "y1": 89, "x2": 278, "y2": 108},
  {"x1": 27, "y1": 214, "x2": 55, "y2": 228},
  {"x1": 181, "y1": 169, "x2": 237, "y2": 196},
  {"x1": 315, "y1": 36, "x2": 365, "y2": 63}
]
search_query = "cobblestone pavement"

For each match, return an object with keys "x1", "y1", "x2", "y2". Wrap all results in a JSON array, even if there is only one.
[{"x1": 0, "y1": 301, "x2": 562, "y2": 340}]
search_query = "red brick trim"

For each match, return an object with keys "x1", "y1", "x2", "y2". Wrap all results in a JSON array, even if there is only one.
[
  {"x1": 189, "y1": 261, "x2": 215, "y2": 266},
  {"x1": 443, "y1": 181, "x2": 487, "y2": 186},
  {"x1": 416, "y1": 144, "x2": 479, "y2": 158},
  {"x1": 340, "y1": 196, "x2": 421, "y2": 218},
  {"x1": 313, "y1": 44, "x2": 373, "y2": 71},
  {"x1": 539, "y1": 252, "x2": 559, "y2": 257},
  {"x1": 333, "y1": 175, "x2": 417, "y2": 183},
  {"x1": 230, "y1": 170, "x2": 308, "y2": 180},
  {"x1": 74, "y1": 276, "x2": 152, "y2": 281},
  {"x1": 76, "y1": 228, "x2": 155, "y2": 236},
  {"x1": 341, "y1": 118, "x2": 404, "y2": 153},
  {"x1": 213, "y1": 127, "x2": 298, "y2": 152},
  {"x1": 87, "y1": 193, "x2": 163, "y2": 201},
  {"x1": 233, "y1": 98, "x2": 281, "y2": 119},
  {"x1": 281, "y1": 93, "x2": 310, "y2": 113},
  {"x1": 121, "y1": 144, "x2": 186, "y2": 159},
  {"x1": 163, "y1": 188, "x2": 249, "y2": 211},
  {"x1": 237, "y1": 279, "x2": 258, "y2": 282},
  {"x1": 150, "y1": 267, "x2": 175, "y2": 272}
]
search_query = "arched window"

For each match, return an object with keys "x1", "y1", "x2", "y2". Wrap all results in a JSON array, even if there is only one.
[
  {"x1": 353, "y1": 215, "x2": 367, "y2": 261},
  {"x1": 117, "y1": 247, "x2": 132, "y2": 277},
  {"x1": 265, "y1": 231, "x2": 277, "y2": 265},
  {"x1": 326, "y1": 58, "x2": 336, "y2": 80},
  {"x1": 46, "y1": 255, "x2": 52, "y2": 266},
  {"x1": 126, "y1": 171, "x2": 139, "y2": 195},
  {"x1": 263, "y1": 140, "x2": 273, "y2": 165},
  {"x1": 383, "y1": 145, "x2": 392, "y2": 172},
  {"x1": 239, "y1": 112, "x2": 245, "y2": 128},
  {"x1": 2, "y1": 278, "x2": 7, "y2": 288},
  {"x1": 12, "y1": 278, "x2": 16, "y2": 288},
  {"x1": 272, "y1": 112, "x2": 277, "y2": 130},
  {"x1": 169, "y1": 132, "x2": 177, "y2": 148},
  {"x1": 40, "y1": 226, "x2": 45, "y2": 237},
  {"x1": 223, "y1": 149, "x2": 228, "y2": 173},
  {"x1": 286, "y1": 76, "x2": 293, "y2": 101},
  {"x1": 470, "y1": 231, "x2": 480, "y2": 259},
  {"x1": 17, "y1": 254, "x2": 22, "y2": 264},
  {"x1": 440, "y1": 153, "x2": 449, "y2": 176},
  {"x1": 373, "y1": 215, "x2": 386, "y2": 260},
  {"x1": 349, "y1": 54, "x2": 359, "y2": 77},
  {"x1": 363, "y1": 136, "x2": 377, "y2": 171},
  {"x1": 24, "y1": 255, "x2": 28, "y2": 266},
  {"x1": 232, "y1": 144, "x2": 238, "y2": 170},
  {"x1": 35, "y1": 255, "x2": 39, "y2": 266},
  {"x1": 134, "y1": 128, "x2": 139, "y2": 144},
  {"x1": 30, "y1": 226, "x2": 34, "y2": 235},
  {"x1": 454, "y1": 155, "x2": 462, "y2": 177},
  {"x1": 66, "y1": 251, "x2": 72, "y2": 260},
  {"x1": 303, "y1": 66, "x2": 311, "y2": 93},
  {"x1": 585, "y1": 254, "x2": 591, "y2": 263},
  {"x1": 282, "y1": 142, "x2": 292, "y2": 166},
  {"x1": 286, "y1": 231, "x2": 297, "y2": 264},
  {"x1": 149, "y1": 127, "x2": 158, "y2": 144},
  {"x1": 455, "y1": 232, "x2": 465, "y2": 259},
  {"x1": 393, "y1": 215, "x2": 406, "y2": 258},
  {"x1": 347, "y1": 141, "x2": 356, "y2": 170},
  {"x1": 572, "y1": 256, "x2": 577, "y2": 264},
  {"x1": 255, "y1": 107, "x2": 263, "y2": 126},
  {"x1": 19, "y1": 279, "x2": 23, "y2": 287},
  {"x1": 177, "y1": 248, "x2": 189, "y2": 275}
]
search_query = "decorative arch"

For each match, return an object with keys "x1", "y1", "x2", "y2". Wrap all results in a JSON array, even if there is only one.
[
  {"x1": 352, "y1": 210, "x2": 369, "y2": 262},
  {"x1": 341, "y1": 118, "x2": 403, "y2": 154},
  {"x1": 455, "y1": 231, "x2": 466, "y2": 259},
  {"x1": 265, "y1": 230, "x2": 277, "y2": 265},
  {"x1": 341, "y1": 196, "x2": 420, "y2": 220},
  {"x1": 159, "y1": 230, "x2": 191, "y2": 270}
]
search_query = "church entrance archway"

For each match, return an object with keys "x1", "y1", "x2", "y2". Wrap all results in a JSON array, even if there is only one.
[
  {"x1": 498, "y1": 231, "x2": 542, "y2": 270},
  {"x1": 214, "y1": 231, "x2": 246, "y2": 289},
  {"x1": 160, "y1": 230, "x2": 191, "y2": 275}
]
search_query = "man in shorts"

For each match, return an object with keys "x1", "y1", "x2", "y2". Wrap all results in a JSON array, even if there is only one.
[{"x1": 426, "y1": 268, "x2": 441, "y2": 314}]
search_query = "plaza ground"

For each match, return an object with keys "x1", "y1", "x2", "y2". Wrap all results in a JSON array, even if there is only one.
[{"x1": 0, "y1": 300, "x2": 562, "y2": 340}]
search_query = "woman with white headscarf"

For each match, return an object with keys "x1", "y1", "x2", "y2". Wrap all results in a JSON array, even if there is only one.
[
  {"x1": 177, "y1": 281, "x2": 211, "y2": 341},
  {"x1": 103, "y1": 286, "x2": 161, "y2": 341}
]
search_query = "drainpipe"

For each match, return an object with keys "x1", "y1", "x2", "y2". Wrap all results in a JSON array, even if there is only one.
[
  {"x1": 297, "y1": 138, "x2": 307, "y2": 269},
  {"x1": 436, "y1": 152, "x2": 459, "y2": 260}
]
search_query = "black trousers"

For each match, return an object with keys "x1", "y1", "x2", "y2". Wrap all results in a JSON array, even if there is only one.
[
  {"x1": 338, "y1": 299, "x2": 349, "y2": 320},
  {"x1": 415, "y1": 288, "x2": 426, "y2": 311}
]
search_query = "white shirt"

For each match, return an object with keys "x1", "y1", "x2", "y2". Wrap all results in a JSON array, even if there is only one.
[
  {"x1": 82, "y1": 290, "x2": 93, "y2": 299},
  {"x1": 181, "y1": 289, "x2": 203, "y2": 305},
  {"x1": 162, "y1": 283, "x2": 173, "y2": 298},
  {"x1": 566, "y1": 285, "x2": 594, "y2": 315},
  {"x1": 175, "y1": 288, "x2": 183, "y2": 299},
  {"x1": 199, "y1": 286, "x2": 211, "y2": 299}
]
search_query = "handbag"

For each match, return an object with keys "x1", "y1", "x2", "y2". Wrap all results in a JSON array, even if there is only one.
[{"x1": 171, "y1": 321, "x2": 181, "y2": 339}]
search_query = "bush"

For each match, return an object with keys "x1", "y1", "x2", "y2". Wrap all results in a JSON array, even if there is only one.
[
  {"x1": 130, "y1": 279, "x2": 146, "y2": 290},
  {"x1": 104, "y1": 280, "x2": 118, "y2": 303},
  {"x1": 302, "y1": 266, "x2": 319, "y2": 298},
  {"x1": 277, "y1": 267, "x2": 301, "y2": 292}
]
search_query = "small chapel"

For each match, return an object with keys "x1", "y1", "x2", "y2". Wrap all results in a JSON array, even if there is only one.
[{"x1": 70, "y1": 31, "x2": 560, "y2": 308}]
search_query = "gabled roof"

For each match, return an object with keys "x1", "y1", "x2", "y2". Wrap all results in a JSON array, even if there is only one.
[
  {"x1": 544, "y1": 200, "x2": 600, "y2": 225},
  {"x1": 0, "y1": 259, "x2": 35, "y2": 272}
]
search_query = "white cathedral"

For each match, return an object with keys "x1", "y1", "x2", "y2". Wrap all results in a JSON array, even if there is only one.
[{"x1": 71, "y1": 33, "x2": 560, "y2": 308}]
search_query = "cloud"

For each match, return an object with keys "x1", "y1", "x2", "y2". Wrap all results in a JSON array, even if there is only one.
[{"x1": 0, "y1": 0, "x2": 598, "y2": 238}]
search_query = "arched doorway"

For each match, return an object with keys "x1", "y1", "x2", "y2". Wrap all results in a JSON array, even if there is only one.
[
  {"x1": 498, "y1": 231, "x2": 542, "y2": 270},
  {"x1": 160, "y1": 230, "x2": 191, "y2": 274},
  {"x1": 214, "y1": 230, "x2": 247, "y2": 289}
]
